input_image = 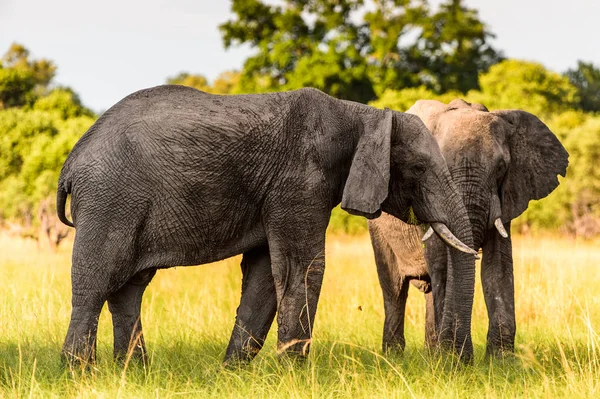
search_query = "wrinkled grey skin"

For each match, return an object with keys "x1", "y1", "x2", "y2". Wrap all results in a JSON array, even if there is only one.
[
  {"x1": 57, "y1": 85, "x2": 474, "y2": 365},
  {"x1": 369, "y1": 99, "x2": 568, "y2": 358}
]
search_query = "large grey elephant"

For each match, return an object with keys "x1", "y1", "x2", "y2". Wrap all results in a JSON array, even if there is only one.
[
  {"x1": 368, "y1": 99, "x2": 568, "y2": 357},
  {"x1": 56, "y1": 85, "x2": 477, "y2": 365}
]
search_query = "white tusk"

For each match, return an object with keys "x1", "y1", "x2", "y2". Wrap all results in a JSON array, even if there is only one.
[
  {"x1": 431, "y1": 222, "x2": 479, "y2": 258},
  {"x1": 421, "y1": 226, "x2": 434, "y2": 242},
  {"x1": 494, "y1": 218, "x2": 509, "y2": 238}
]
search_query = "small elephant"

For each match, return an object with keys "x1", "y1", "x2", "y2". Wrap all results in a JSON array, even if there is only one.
[
  {"x1": 57, "y1": 85, "x2": 476, "y2": 365},
  {"x1": 369, "y1": 99, "x2": 568, "y2": 357}
]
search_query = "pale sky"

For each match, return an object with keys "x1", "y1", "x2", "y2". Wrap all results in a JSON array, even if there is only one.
[{"x1": 1, "y1": 0, "x2": 598, "y2": 112}]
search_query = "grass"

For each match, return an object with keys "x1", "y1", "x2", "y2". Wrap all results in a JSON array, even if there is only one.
[{"x1": 0, "y1": 232, "x2": 599, "y2": 398}]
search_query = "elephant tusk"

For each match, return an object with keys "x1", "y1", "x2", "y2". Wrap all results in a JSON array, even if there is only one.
[
  {"x1": 494, "y1": 218, "x2": 509, "y2": 238},
  {"x1": 431, "y1": 222, "x2": 479, "y2": 258},
  {"x1": 421, "y1": 226, "x2": 434, "y2": 241}
]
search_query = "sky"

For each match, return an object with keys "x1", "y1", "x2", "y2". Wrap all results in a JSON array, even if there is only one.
[{"x1": 1, "y1": 0, "x2": 598, "y2": 112}]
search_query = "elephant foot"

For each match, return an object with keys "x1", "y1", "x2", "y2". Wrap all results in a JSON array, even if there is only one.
[
  {"x1": 61, "y1": 341, "x2": 96, "y2": 372},
  {"x1": 223, "y1": 345, "x2": 261, "y2": 369},
  {"x1": 485, "y1": 343, "x2": 515, "y2": 360},
  {"x1": 382, "y1": 338, "x2": 406, "y2": 356},
  {"x1": 114, "y1": 344, "x2": 149, "y2": 367}
]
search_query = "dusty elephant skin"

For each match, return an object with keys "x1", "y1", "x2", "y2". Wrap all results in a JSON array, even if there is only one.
[
  {"x1": 56, "y1": 85, "x2": 475, "y2": 365},
  {"x1": 369, "y1": 99, "x2": 569, "y2": 359}
]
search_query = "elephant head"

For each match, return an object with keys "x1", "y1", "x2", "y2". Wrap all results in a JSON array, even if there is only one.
[
  {"x1": 407, "y1": 99, "x2": 569, "y2": 355},
  {"x1": 341, "y1": 107, "x2": 477, "y2": 256},
  {"x1": 341, "y1": 106, "x2": 478, "y2": 359}
]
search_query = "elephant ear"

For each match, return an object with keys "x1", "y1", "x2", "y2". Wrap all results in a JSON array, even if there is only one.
[
  {"x1": 341, "y1": 108, "x2": 393, "y2": 219},
  {"x1": 493, "y1": 110, "x2": 569, "y2": 221}
]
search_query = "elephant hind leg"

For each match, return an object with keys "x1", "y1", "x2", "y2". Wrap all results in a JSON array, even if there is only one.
[
  {"x1": 63, "y1": 267, "x2": 112, "y2": 366},
  {"x1": 224, "y1": 245, "x2": 277, "y2": 365},
  {"x1": 107, "y1": 268, "x2": 157, "y2": 363},
  {"x1": 382, "y1": 277, "x2": 410, "y2": 353},
  {"x1": 62, "y1": 297, "x2": 104, "y2": 367},
  {"x1": 63, "y1": 227, "x2": 141, "y2": 366},
  {"x1": 371, "y1": 233, "x2": 410, "y2": 353},
  {"x1": 424, "y1": 290, "x2": 438, "y2": 350}
]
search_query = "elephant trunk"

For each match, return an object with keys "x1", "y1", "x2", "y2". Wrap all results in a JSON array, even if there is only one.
[
  {"x1": 415, "y1": 166, "x2": 476, "y2": 361},
  {"x1": 438, "y1": 188, "x2": 476, "y2": 361}
]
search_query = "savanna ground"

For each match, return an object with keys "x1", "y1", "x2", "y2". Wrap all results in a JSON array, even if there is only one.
[{"x1": 0, "y1": 232, "x2": 599, "y2": 398}]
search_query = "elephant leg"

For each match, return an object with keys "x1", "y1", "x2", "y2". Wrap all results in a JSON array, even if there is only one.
[
  {"x1": 107, "y1": 268, "x2": 156, "y2": 362},
  {"x1": 62, "y1": 296, "x2": 104, "y2": 366},
  {"x1": 224, "y1": 245, "x2": 277, "y2": 364},
  {"x1": 423, "y1": 237, "x2": 448, "y2": 343},
  {"x1": 424, "y1": 290, "x2": 437, "y2": 349},
  {"x1": 63, "y1": 254, "x2": 111, "y2": 364},
  {"x1": 370, "y1": 234, "x2": 409, "y2": 353},
  {"x1": 383, "y1": 277, "x2": 411, "y2": 353},
  {"x1": 410, "y1": 277, "x2": 437, "y2": 349},
  {"x1": 266, "y1": 225, "x2": 326, "y2": 358},
  {"x1": 481, "y1": 224, "x2": 516, "y2": 357},
  {"x1": 62, "y1": 229, "x2": 139, "y2": 366}
]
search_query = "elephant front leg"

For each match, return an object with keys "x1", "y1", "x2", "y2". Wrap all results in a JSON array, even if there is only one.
[
  {"x1": 224, "y1": 246, "x2": 277, "y2": 365},
  {"x1": 107, "y1": 268, "x2": 156, "y2": 363},
  {"x1": 481, "y1": 223, "x2": 516, "y2": 357}
]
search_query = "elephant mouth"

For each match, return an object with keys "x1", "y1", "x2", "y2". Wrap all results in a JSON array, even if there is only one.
[{"x1": 405, "y1": 206, "x2": 421, "y2": 225}]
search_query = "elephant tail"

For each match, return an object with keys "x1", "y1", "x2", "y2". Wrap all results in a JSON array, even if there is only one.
[{"x1": 57, "y1": 176, "x2": 74, "y2": 228}]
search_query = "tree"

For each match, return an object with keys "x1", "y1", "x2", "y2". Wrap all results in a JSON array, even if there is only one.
[
  {"x1": 32, "y1": 87, "x2": 94, "y2": 119},
  {"x1": 565, "y1": 61, "x2": 600, "y2": 113},
  {"x1": 1, "y1": 42, "x2": 56, "y2": 89},
  {"x1": 0, "y1": 43, "x2": 95, "y2": 247},
  {"x1": 167, "y1": 72, "x2": 211, "y2": 92},
  {"x1": 166, "y1": 71, "x2": 242, "y2": 94},
  {"x1": 221, "y1": 0, "x2": 376, "y2": 102},
  {"x1": 0, "y1": 43, "x2": 57, "y2": 108},
  {"x1": 211, "y1": 70, "x2": 242, "y2": 94},
  {"x1": 466, "y1": 59, "x2": 579, "y2": 117},
  {"x1": 370, "y1": 85, "x2": 462, "y2": 111},
  {"x1": 220, "y1": 0, "x2": 502, "y2": 101},
  {"x1": 0, "y1": 68, "x2": 36, "y2": 108},
  {"x1": 412, "y1": 0, "x2": 503, "y2": 93}
]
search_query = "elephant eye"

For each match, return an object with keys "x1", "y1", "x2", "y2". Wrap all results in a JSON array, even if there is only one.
[
  {"x1": 411, "y1": 163, "x2": 427, "y2": 178},
  {"x1": 496, "y1": 159, "x2": 507, "y2": 180}
]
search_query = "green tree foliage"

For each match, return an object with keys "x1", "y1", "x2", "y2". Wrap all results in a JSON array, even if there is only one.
[
  {"x1": 220, "y1": 0, "x2": 501, "y2": 102},
  {"x1": 413, "y1": 0, "x2": 502, "y2": 93},
  {"x1": 211, "y1": 70, "x2": 242, "y2": 94},
  {"x1": 32, "y1": 88, "x2": 94, "y2": 119},
  {"x1": 0, "y1": 67, "x2": 36, "y2": 108},
  {"x1": 370, "y1": 85, "x2": 462, "y2": 111},
  {"x1": 1, "y1": 43, "x2": 56, "y2": 87},
  {"x1": 373, "y1": 60, "x2": 600, "y2": 237},
  {"x1": 467, "y1": 59, "x2": 579, "y2": 118},
  {"x1": 0, "y1": 105, "x2": 94, "y2": 224},
  {"x1": 0, "y1": 43, "x2": 57, "y2": 108},
  {"x1": 167, "y1": 72, "x2": 211, "y2": 92},
  {"x1": 0, "y1": 44, "x2": 95, "y2": 243},
  {"x1": 166, "y1": 70, "x2": 242, "y2": 94},
  {"x1": 565, "y1": 61, "x2": 600, "y2": 113}
]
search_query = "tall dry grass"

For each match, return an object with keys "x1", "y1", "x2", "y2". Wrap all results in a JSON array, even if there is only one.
[{"x1": 0, "y1": 232, "x2": 599, "y2": 398}]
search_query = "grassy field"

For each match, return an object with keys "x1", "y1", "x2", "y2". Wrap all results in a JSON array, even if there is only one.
[{"x1": 0, "y1": 232, "x2": 599, "y2": 398}]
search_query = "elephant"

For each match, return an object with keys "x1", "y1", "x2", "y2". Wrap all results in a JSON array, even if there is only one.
[
  {"x1": 56, "y1": 85, "x2": 477, "y2": 365},
  {"x1": 368, "y1": 99, "x2": 568, "y2": 358}
]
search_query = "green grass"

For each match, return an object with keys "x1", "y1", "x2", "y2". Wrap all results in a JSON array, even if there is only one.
[{"x1": 1, "y1": 232, "x2": 599, "y2": 398}]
